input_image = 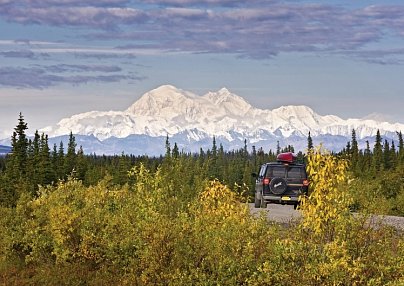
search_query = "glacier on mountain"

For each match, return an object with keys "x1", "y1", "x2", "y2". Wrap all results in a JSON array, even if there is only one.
[{"x1": 36, "y1": 84, "x2": 403, "y2": 155}]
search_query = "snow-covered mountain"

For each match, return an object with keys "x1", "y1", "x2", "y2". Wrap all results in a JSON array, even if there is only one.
[{"x1": 38, "y1": 85, "x2": 403, "y2": 155}]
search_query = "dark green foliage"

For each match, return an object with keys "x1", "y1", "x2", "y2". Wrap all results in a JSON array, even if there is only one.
[
  {"x1": 57, "y1": 141, "x2": 65, "y2": 179},
  {"x1": 64, "y1": 131, "x2": 77, "y2": 176},
  {"x1": 172, "y1": 142, "x2": 179, "y2": 158},
  {"x1": 363, "y1": 140, "x2": 372, "y2": 172},
  {"x1": 383, "y1": 139, "x2": 391, "y2": 169},
  {"x1": 1, "y1": 115, "x2": 403, "y2": 217},
  {"x1": 38, "y1": 133, "x2": 55, "y2": 186},
  {"x1": 307, "y1": 131, "x2": 313, "y2": 151},
  {"x1": 372, "y1": 129, "x2": 383, "y2": 172},
  {"x1": 351, "y1": 129, "x2": 359, "y2": 171},
  {"x1": 397, "y1": 131, "x2": 404, "y2": 165},
  {"x1": 9, "y1": 113, "x2": 29, "y2": 179},
  {"x1": 165, "y1": 134, "x2": 171, "y2": 159}
]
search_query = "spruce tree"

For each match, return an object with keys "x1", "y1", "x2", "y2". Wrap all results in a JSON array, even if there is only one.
[
  {"x1": 31, "y1": 130, "x2": 41, "y2": 187},
  {"x1": 243, "y1": 139, "x2": 248, "y2": 157},
  {"x1": 383, "y1": 139, "x2": 391, "y2": 170},
  {"x1": 165, "y1": 135, "x2": 171, "y2": 159},
  {"x1": 390, "y1": 140, "x2": 397, "y2": 169},
  {"x1": 397, "y1": 131, "x2": 404, "y2": 166},
  {"x1": 372, "y1": 130, "x2": 383, "y2": 172},
  {"x1": 9, "y1": 113, "x2": 29, "y2": 178},
  {"x1": 65, "y1": 132, "x2": 77, "y2": 177},
  {"x1": 345, "y1": 141, "x2": 351, "y2": 158},
  {"x1": 40, "y1": 134, "x2": 54, "y2": 185},
  {"x1": 51, "y1": 143, "x2": 58, "y2": 172},
  {"x1": 172, "y1": 142, "x2": 179, "y2": 159},
  {"x1": 252, "y1": 145, "x2": 257, "y2": 168},
  {"x1": 2, "y1": 113, "x2": 29, "y2": 206},
  {"x1": 114, "y1": 152, "x2": 129, "y2": 185},
  {"x1": 212, "y1": 136, "x2": 217, "y2": 157},
  {"x1": 307, "y1": 131, "x2": 314, "y2": 151},
  {"x1": 209, "y1": 136, "x2": 219, "y2": 179},
  {"x1": 57, "y1": 141, "x2": 65, "y2": 179},
  {"x1": 351, "y1": 129, "x2": 359, "y2": 170},
  {"x1": 363, "y1": 140, "x2": 372, "y2": 172}
]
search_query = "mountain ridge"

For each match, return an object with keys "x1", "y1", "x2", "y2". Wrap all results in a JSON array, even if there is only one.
[
  {"x1": 40, "y1": 85, "x2": 404, "y2": 142},
  {"x1": 0, "y1": 84, "x2": 389, "y2": 155}
]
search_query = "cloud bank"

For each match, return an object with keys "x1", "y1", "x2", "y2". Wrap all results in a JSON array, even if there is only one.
[
  {"x1": 0, "y1": 65, "x2": 145, "y2": 89},
  {"x1": 1, "y1": 0, "x2": 404, "y2": 88},
  {"x1": 1, "y1": 1, "x2": 404, "y2": 59}
]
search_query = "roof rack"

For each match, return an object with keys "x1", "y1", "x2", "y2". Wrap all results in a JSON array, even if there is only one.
[{"x1": 276, "y1": 152, "x2": 297, "y2": 163}]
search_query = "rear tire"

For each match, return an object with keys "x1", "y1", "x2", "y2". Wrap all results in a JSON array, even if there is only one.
[
  {"x1": 254, "y1": 195, "x2": 260, "y2": 208},
  {"x1": 260, "y1": 197, "x2": 268, "y2": 209}
]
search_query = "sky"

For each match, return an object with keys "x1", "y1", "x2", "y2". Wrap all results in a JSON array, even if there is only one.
[{"x1": 1, "y1": 0, "x2": 404, "y2": 140}]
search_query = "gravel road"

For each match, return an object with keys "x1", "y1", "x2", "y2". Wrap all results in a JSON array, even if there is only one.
[{"x1": 249, "y1": 203, "x2": 404, "y2": 231}]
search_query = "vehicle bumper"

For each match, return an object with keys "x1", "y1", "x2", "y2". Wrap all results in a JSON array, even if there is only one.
[{"x1": 263, "y1": 195, "x2": 300, "y2": 204}]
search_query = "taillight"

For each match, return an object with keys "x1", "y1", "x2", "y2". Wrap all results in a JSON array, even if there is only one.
[
  {"x1": 263, "y1": 178, "x2": 270, "y2": 185},
  {"x1": 303, "y1": 179, "x2": 309, "y2": 186}
]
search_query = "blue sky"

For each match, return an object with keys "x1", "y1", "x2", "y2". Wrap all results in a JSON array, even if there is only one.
[{"x1": 1, "y1": 0, "x2": 404, "y2": 139}]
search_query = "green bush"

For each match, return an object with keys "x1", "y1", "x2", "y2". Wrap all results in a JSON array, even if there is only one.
[{"x1": 1, "y1": 160, "x2": 403, "y2": 285}]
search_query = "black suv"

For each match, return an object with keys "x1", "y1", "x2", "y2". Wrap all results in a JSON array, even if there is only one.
[{"x1": 253, "y1": 152, "x2": 309, "y2": 209}]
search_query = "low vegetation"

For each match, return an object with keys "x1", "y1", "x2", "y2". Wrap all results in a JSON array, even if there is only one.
[{"x1": 0, "y1": 114, "x2": 403, "y2": 284}]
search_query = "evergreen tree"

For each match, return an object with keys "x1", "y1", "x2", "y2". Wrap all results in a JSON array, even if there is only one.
[
  {"x1": 307, "y1": 131, "x2": 314, "y2": 151},
  {"x1": 9, "y1": 113, "x2": 29, "y2": 178},
  {"x1": 172, "y1": 142, "x2": 179, "y2": 159},
  {"x1": 114, "y1": 152, "x2": 129, "y2": 185},
  {"x1": 256, "y1": 147, "x2": 265, "y2": 167},
  {"x1": 252, "y1": 145, "x2": 257, "y2": 167},
  {"x1": 65, "y1": 132, "x2": 77, "y2": 176},
  {"x1": 390, "y1": 140, "x2": 397, "y2": 169},
  {"x1": 363, "y1": 140, "x2": 372, "y2": 172},
  {"x1": 345, "y1": 141, "x2": 351, "y2": 158},
  {"x1": 383, "y1": 140, "x2": 391, "y2": 170},
  {"x1": 57, "y1": 141, "x2": 65, "y2": 179},
  {"x1": 281, "y1": 145, "x2": 294, "y2": 153},
  {"x1": 372, "y1": 130, "x2": 383, "y2": 172},
  {"x1": 212, "y1": 136, "x2": 217, "y2": 157},
  {"x1": 51, "y1": 143, "x2": 58, "y2": 173},
  {"x1": 39, "y1": 133, "x2": 54, "y2": 185},
  {"x1": 397, "y1": 131, "x2": 404, "y2": 166},
  {"x1": 351, "y1": 129, "x2": 359, "y2": 170},
  {"x1": 31, "y1": 131, "x2": 41, "y2": 187},
  {"x1": 2, "y1": 113, "x2": 29, "y2": 206},
  {"x1": 165, "y1": 135, "x2": 171, "y2": 159},
  {"x1": 209, "y1": 136, "x2": 219, "y2": 179},
  {"x1": 218, "y1": 143, "x2": 227, "y2": 182},
  {"x1": 243, "y1": 139, "x2": 248, "y2": 157}
]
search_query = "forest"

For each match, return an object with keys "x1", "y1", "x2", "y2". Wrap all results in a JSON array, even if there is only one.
[{"x1": 0, "y1": 113, "x2": 403, "y2": 285}]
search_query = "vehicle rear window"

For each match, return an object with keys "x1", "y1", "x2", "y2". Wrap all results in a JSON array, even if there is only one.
[
  {"x1": 287, "y1": 167, "x2": 303, "y2": 179},
  {"x1": 266, "y1": 166, "x2": 285, "y2": 177}
]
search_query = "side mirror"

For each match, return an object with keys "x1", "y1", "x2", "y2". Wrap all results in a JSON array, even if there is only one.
[{"x1": 251, "y1": 172, "x2": 257, "y2": 178}]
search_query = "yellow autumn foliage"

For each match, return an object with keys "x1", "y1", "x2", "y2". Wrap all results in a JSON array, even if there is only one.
[{"x1": 0, "y1": 158, "x2": 403, "y2": 285}]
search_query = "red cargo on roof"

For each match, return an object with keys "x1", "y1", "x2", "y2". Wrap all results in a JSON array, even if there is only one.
[{"x1": 276, "y1": 152, "x2": 297, "y2": 163}]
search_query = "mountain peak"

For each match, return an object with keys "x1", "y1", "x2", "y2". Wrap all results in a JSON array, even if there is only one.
[
  {"x1": 203, "y1": 87, "x2": 252, "y2": 114},
  {"x1": 218, "y1": 87, "x2": 231, "y2": 94},
  {"x1": 126, "y1": 84, "x2": 198, "y2": 115},
  {"x1": 147, "y1": 84, "x2": 197, "y2": 100},
  {"x1": 151, "y1": 84, "x2": 181, "y2": 94}
]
